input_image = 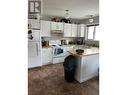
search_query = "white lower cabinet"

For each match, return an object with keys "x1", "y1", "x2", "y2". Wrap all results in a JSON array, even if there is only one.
[
  {"x1": 81, "y1": 55, "x2": 99, "y2": 78},
  {"x1": 75, "y1": 54, "x2": 99, "y2": 83},
  {"x1": 41, "y1": 48, "x2": 53, "y2": 65}
]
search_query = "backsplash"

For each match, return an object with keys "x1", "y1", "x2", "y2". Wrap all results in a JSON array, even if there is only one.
[
  {"x1": 85, "y1": 40, "x2": 99, "y2": 47},
  {"x1": 41, "y1": 32, "x2": 76, "y2": 41},
  {"x1": 42, "y1": 37, "x2": 75, "y2": 42},
  {"x1": 41, "y1": 36, "x2": 99, "y2": 47}
]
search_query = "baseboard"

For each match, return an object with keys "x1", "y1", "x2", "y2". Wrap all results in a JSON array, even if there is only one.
[{"x1": 75, "y1": 73, "x2": 98, "y2": 83}]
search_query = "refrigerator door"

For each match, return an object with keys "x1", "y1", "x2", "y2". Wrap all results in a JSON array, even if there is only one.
[
  {"x1": 28, "y1": 42, "x2": 41, "y2": 68},
  {"x1": 28, "y1": 30, "x2": 40, "y2": 42}
]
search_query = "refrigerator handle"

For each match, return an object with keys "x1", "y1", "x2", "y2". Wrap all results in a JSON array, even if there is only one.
[{"x1": 36, "y1": 43, "x2": 38, "y2": 56}]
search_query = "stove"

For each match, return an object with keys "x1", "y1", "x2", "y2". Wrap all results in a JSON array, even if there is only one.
[
  {"x1": 53, "y1": 45, "x2": 66, "y2": 58},
  {"x1": 49, "y1": 40, "x2": 67, "y2": 64}
]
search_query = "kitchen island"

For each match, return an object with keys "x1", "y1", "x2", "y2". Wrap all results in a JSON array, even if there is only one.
[{"x1": 68, "y1": 47, "x2": 99, "y2": 83}]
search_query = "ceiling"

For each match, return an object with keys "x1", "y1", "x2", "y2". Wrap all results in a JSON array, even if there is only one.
[{"x1": 43, "y1": 0, "x2": 99, "y2": 20}]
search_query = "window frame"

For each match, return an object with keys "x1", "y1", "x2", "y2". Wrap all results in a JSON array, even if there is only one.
[{"x1": 86, "y1": 24, "x2": 99, "y2": 41}]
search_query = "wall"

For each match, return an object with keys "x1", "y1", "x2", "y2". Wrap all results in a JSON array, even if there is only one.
[{"x1": 79, "y1": 16, "x2": 99, "y2": 24}]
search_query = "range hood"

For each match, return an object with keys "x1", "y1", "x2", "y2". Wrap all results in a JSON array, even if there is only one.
[
  {"x1": 50, "y1": 21, "x2": 64, "y2": 33},
  {"x1": 51, "y1": 30, "x2": 64, "y2": 34}
]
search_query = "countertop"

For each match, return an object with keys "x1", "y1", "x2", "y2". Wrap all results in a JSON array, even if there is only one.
[
  {"x1": 41, "y1": 45, "x2": 76, "y2": 48},
  {"x1": 42, "y1": 46, "x2": 52, "y2": 48},
  {"x1": 41, "y1": 45, "x2": 99, "y2": 50},
  {"x1": 68, "y1": 47, "x2": 99, "y2": 57}
]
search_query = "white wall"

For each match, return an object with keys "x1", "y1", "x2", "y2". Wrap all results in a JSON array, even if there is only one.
[{"x1": 79, "y1": 16, "x2": 99, "y2": 24}]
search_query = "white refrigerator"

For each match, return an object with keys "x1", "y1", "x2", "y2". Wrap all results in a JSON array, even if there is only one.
[{"x1": 28, "y1": 29, "x2": 41, "y2": 68}]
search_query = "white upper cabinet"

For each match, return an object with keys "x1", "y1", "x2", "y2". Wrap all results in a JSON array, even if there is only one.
[
  {"x1": 64, "y1": 23, "x2": 72, "y2": 37},
  {"x1": 77, "y1": 24, "x2": 85, "y2": 37},
  {"x1": 58, "y1": 22, "x2": 64, "y2": 30},
  {"x1": 71, "y1": 24, "x2": 78, "y2": 37},
  {"x1": 51, "y1": 22, "x2": 63, "y2": 30},
  {"x1": 51, "y1": 22, "x2": 56, "y2": 30},
  {"x1": 40, "y1": 20, "x2": 51, "y2": 37},
  {"x1": 28, "y1": 19, "x2": 40, "y2": 29},
  {"x1": 64, "y1": 23, "x2": 78, "y2": 37}
]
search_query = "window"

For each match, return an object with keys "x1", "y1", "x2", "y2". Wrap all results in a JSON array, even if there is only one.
[
  {"x1": 87, "y1": 26, "x2": 95, "y2": 39},
  {"x1": 87, "y1": 24, "x2": 99, "y2": 41},
  {"x1": 94, "y1": 25, "x2": 100, "y2": 40}
]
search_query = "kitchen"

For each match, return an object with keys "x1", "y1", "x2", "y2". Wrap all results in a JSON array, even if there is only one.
[
  {"x1": 1, "y1": 0, "x2": 126, "y2": 94},
  {"x1": 28, "y1": 0, "x2": 99, "y2": 95}
]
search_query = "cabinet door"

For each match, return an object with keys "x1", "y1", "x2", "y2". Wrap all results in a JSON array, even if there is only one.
[
  {"x1": 64, "y1": 23, "x2": 72, "y2": 37},
  {"x1": 51, "y1": 22, "x2": 57, "y2": 30},
  {"x1": 81, "y1": 24, "x2": 86, "y2": 37},
  {"x1": 41, "y1": 48, "x2": 47, "y2": 64},
  {"x1": 28, "y1": 19, "x2": 40, "y2": 29},
  {"x1": 51, "y1": 22, "x2": 63, "y2": 30},
  {"x1": 78, "y1": 24, "x2": 85, "y2": 37},
  {"x1": 40, "y1": 20, "x2": 51, "y2": 37},
  {"x1": 47, "y1": 48, "x2": 52, "y2": 62},
  {"x1": 82, "y1": 54, "x2": 99, "y2": 77},
  {"x1": 41, "y1": 48, "x2": 52, "y2": 65},
  {"x1": 71, "y1": 24, "x2": 78, "y2": 37},
  {"x1": 58, "y1": 22, "x2": 63, "y2": 30}
]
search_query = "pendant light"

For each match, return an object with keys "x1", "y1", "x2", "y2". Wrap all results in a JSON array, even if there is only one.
[
  {"x1": 65, "y1": 10, "x2": 70, "y2": 19},
  {"x1": 89, "y1": 15, "x2": 94, "y2": 23}
]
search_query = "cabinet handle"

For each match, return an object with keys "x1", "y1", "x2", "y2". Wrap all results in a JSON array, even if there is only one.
[{"x1": 36, "y1": 43, "x2": 38, "y2": 56}]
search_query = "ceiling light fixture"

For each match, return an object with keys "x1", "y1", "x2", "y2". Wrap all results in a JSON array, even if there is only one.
[
  {"x1": 89, "y1": 15, "x2": 94, "y2": 23},
  {"x1": 65, "y1": 10, "x2": 70, "y2": 19}
]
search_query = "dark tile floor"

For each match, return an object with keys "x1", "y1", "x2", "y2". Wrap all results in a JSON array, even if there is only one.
[{"x1": 28, "y1": 63, "x2": 99, "y2": 95}]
